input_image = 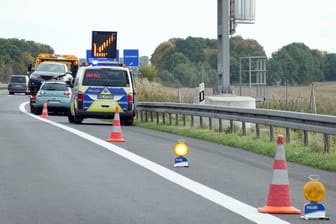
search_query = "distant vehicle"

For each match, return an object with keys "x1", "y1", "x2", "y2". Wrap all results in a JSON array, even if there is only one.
[
  {"x1": 32, "y1": 81, "x2": 72, "y2": 115},
  {"x1": 7, "y1": 75, "x2": 29, "y2": 95},
  {"x1": 68, "y1": 63, "x2": 136, "y2": 125}
]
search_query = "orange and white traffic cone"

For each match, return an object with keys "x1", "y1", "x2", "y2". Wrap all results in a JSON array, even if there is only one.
[
  {"x1": 258, "y1": 134, "x2": 301, "y2": 214},
  {"x1": 41, "y1": 100, "x2": 48, "y2": 118},
  {"x1": 106, "y1": 106, "x2": 126, "y2": 142}
]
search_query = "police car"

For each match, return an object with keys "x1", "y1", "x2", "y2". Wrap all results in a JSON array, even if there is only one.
[{"x1": 68, "y1": 63, "x2": 136, "y2": 125}]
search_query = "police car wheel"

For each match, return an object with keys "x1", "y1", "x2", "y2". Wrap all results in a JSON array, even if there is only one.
[
  {"x1": 123, "y1": 118, "x2": 134, "y2": 126},
  {"x1": 74, "y1": 115, "x2": 83, "y2": 124}
]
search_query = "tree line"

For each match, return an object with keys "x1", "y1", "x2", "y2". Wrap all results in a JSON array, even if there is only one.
[
  {"x1": 1, "y1": 36, "x2": 336, "y2": 88},
  {"x1": 0, "y1": 38, "x2": 53, "y2": 82},
  {"x1": 142, "y1": 36, "x2": 336, "y2": 87}
]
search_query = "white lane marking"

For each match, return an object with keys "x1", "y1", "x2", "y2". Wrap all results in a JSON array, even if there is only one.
[{"x1": 20, "y1": 102, "x2": 291, "y2": 224}]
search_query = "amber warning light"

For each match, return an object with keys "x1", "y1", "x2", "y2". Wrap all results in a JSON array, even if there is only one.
[
  {"x1": 173, "y1": 140, "x2": 189, "y2": 167},
  {"x1": 92, "y1": 31, "x2": 117, "y2": 58}
]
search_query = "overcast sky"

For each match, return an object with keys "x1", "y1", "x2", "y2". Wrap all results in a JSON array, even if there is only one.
[{"x1": 1, "y1": 0, "x2": 335, "y2": 59}]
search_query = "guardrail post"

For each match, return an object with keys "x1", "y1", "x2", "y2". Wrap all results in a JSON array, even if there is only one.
[
  {"x1": 230, "y1": 120, "x2": 233, "y2": 133},
  {"x1": 169, "y1": 113, "x2": 172, "y2": 125},
  {"x1": 242, "y1": 121, "x2": 246, "y2": 136},
  {"x1": 304, "y1": 131, "x2": 308, "y2": 145},
  {"x1": 162, "y1": 112, "x2": 166, "y2": 124},
  {"x1": 200, "y1": 116, "x2": 203, "y2": 128},
  {"x1": 269, "y1": 125, "x2": 274, "y2": 141},
  {"x1": 140, "y1": 110, "x2": 143, "y2": 122},
  {"x1": 209, "y1": 117, "x2": 212, "y2": 130},
  {"x1": 191, "y1": 115, "x2": 194, "y2": 127},
  {"x1": 324, "y1": 134, "x2": 330, "y2": 153},
  {"x1": 182, "y1": 114, "x2": 186, "y2": 126},
  {"x1": 286, "y1": 128, "x2": 290, "y2": 143},
  {"x1": 219, "y1": 118, "x2": 223, "y2": 132},
  {"x1": 176, "y1": 113, "x2": 178, "y2": 126},
  {"x1": 150, "y1": 111, "x2": 153, "y2": 122},
  {"x1": 156, "y1": 112, "x2": 159, "y2": 124},
  {"x1": 256, "y1": 123, "x2": 260, "y2": 138}
]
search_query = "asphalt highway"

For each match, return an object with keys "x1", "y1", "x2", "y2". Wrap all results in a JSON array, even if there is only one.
[{"x1": 0, "y1": 90, "x2": 335, "y2": 224}]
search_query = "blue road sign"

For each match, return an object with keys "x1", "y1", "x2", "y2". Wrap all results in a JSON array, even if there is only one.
[
  {"x1": 123, "y1": 49, "x2": 139, "y2": 67},
  {"x1": 86, "y1": 49, "x2": 119, "y2": 64}
]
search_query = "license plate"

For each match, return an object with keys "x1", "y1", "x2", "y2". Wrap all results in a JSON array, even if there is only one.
[
  {"x1": 98, "y1": 95, "x2": 114, "y2": 99},
  {"x1": 48, "y1": 100, "x2": 60, "y2": 104}
]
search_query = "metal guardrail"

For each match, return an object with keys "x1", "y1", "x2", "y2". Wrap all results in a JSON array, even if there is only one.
[{"x1": 136, "y1": 102, "x2": 336, "y2": 152}]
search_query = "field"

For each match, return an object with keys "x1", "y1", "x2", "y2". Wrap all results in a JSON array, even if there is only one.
[
  {"x1": 136, "y1": 80, "x2": 336, "y2": 115},
  {"x1": 258, "y1": 82, "x2": 336, "y2": 115}
]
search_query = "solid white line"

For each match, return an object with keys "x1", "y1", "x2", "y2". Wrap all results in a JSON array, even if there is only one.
[{"x1": 19, "y1": 102, "x2": 291, "y2": 224}]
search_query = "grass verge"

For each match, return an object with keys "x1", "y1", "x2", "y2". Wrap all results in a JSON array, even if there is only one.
[{"x1": 134, "y1": 121, "x2": 336, "y2": 171}]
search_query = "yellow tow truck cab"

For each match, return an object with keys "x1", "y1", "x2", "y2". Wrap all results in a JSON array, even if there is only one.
[{"x1": 31, "y1": 53, "x2": 80, "y2": 76}]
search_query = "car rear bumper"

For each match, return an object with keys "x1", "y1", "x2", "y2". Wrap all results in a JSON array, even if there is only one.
[
  {"x1": 8, "y1": 88, "x2": 29, "y2": 93},
  {"x1": 35, "y1": 99, "x2": 70, "y2": 110}
]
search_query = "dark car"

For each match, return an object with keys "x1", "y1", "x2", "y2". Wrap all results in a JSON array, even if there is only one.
[
  {"x1": 8, "y1": 75, "x2": 29, "y2": 95},
  {"x1": 28, "y1": 62, "x2": 73, "y2": 95}
]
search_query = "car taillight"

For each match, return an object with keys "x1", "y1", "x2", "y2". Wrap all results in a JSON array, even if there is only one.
[
  {"x1": 128, "y1": 93, "x2": 133, "y2": 103},
  {"x1": 77, "y1": 91, "x2": 83, "y2": 102},
  {"x1": 8, "y1": 83, "x2": 12, "y2": 88},
  {"x1": 64, "y1": 91, "x2": 71, "y2": 98}
]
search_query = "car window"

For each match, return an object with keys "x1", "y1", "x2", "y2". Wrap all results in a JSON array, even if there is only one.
[
  {"x1": 83, "y1": 69, "x2": 129, "y2": 87},
  {"x1": 11, "y1": 76, "x2": 26, "y2": 82},
  {"x1": 41, "y1": 83, "x2": 68, "y2": 91},
  {"x1": 37, "y1": 63, "x2": 66, "y2": 73}
]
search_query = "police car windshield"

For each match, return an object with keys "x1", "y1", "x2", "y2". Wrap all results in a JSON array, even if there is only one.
[
  {"x1": 37, "y1": 63, "x2": 66, "y2": 73},
  {"x1": 83, "y1": 69, "x2": 129, "y2": 87}
]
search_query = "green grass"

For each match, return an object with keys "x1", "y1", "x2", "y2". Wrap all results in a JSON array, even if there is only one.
[{"x1": 134, "y1": 120, "x2": 336, "y2": 171}]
